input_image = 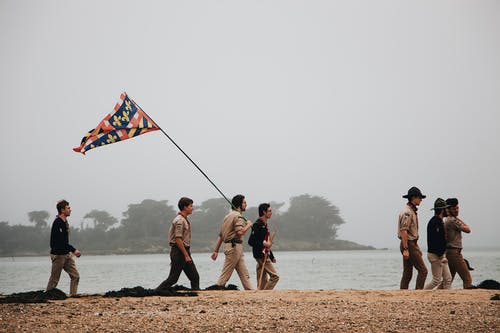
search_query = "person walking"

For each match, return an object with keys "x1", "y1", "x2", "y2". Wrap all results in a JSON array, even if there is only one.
[
  {"x1": 46, "y1": 200, "x2": 81, "y2": 296},
  {"x1": 424, "y1": 198, "x2": 452, "y2": 290},
  {"x1": 156, "y1": 197, "x2": 200, "y2": 291},
  {"x1": 250, "y1": 203, "x2": 279, "y2": 290},
  {"x1": 397, "y1": 187, "x2": 428, "y2": 289},
  {"x1": 211, "y1": 194, "x2": 253, "y2": 290},
  {"x1": 444, "y1": 198, "x2": 473, "y2": 289}
]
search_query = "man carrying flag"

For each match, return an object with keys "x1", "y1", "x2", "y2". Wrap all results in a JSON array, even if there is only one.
[{"x1": 211, "y1": 195, "x2": 254, "y2": 290}]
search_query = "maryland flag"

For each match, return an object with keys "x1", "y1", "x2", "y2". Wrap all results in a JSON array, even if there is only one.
[{"x1": 73, "y1": 93, "x2": 159, "y2": 154}]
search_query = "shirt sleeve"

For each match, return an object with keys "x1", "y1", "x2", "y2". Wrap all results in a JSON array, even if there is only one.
[
  {"x1": 399, "y1": 212, "x2": 411, "y2": 231},
  {"x1": 174, "y1": 218, "x2": 184, "y2": 239},
  {"x1": 234, "y1": 215, "x2": 245, "y2": 232},
  {"x1": 446, "y1": 218, "x2": 460, "y2": 231}
]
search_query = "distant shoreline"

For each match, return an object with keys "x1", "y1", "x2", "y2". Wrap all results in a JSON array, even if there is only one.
[
  {"x1": 0, "y1": 238, "x2": 377, "y2": 257},
  {"x1": 0, "y1": 247, "x2": 378, "y2": 258},
  {"x1": 4, "y1": 246, "x2": 500, "y2": 258}
]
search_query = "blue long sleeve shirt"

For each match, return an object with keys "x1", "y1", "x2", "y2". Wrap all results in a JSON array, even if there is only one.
[
  {"x1": 426, "y1": 215, "x2": 446, "y2": 256},
  {"x1": 50, "y1": 217, "x2": 76, "y2": 255}
]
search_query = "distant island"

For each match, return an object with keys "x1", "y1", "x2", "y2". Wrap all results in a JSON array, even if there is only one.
[{"x1": 0, "y1": 194, "x2": 375, "y2": 256}]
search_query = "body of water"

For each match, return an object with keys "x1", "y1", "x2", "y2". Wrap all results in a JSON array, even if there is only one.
[{"x1": 1, "y1": 249, "x2": 498, "y2": 294}]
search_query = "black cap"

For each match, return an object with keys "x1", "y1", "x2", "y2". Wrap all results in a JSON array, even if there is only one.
[
  {"x1": 446, "y1": 198, "x2": 459, "y2": 207},
  {"x1": 403, "y1": 187, "x2": 426, "y2": 199}
]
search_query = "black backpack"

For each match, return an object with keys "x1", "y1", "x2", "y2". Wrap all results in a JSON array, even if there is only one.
[{"x1": 248, "y1": 224, "x2": 256, "y2": 247}]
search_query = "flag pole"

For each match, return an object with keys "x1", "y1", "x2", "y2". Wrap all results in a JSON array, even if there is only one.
[{"x1": 132, "y1": 99, "x2": 234, "y2": 208}]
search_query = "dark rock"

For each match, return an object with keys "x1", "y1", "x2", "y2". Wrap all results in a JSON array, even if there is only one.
[
  {"x1": 0, "y1": 288, "x2": 67, "y2": 304},
  {"x1": 103, "y1": 286, "x2": 197, "y2": 298},
  {"x1": 475, "y1": 279, "x2": 500, "y2": 290},
  {"x1": 204, "y1": 284, "x2": 239, "y2": 291}
]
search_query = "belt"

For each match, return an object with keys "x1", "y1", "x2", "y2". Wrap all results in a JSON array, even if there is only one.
[
  {"x1": 170, "y1": 243, "x2": 190, "y2": 249},
  {"x1": 224, "y1": 239, "x2": 242, "y2": 247}
]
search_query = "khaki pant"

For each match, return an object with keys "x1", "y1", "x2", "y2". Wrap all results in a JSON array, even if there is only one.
[
  {"x1": 446, "y1": 248, "x2": 473, "y2": 289},
  {"x1": 256, "y1": 258, "x2": 279, "y2": 290},
  {"x1": 400, "y1": 240, "x2": 428, "y2": 289},
  {"x1": 46, "y1": 254, "x2": 80, "y2": 295},
  {"x1": 424, "y1": 252, "x2": 452, "y2": 290},
  {"x1": 216, "y1": 243, "x2": 253, "y2": 290}
]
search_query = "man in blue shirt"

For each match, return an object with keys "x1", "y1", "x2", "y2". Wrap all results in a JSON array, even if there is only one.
[
  {"x1": 250, "y1": 203, "x2": 279, "y2": 290},
  {"x1": 424, "y1": 198, "x2": 452, "y2": 289},
  {"x1": 46, "y1": 200, "x2": 81, "y2": 296}
]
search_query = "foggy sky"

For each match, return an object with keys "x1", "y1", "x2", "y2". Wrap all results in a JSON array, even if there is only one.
[{"x1": 1, "y1": 0, "x2": 499, "y2": 249}]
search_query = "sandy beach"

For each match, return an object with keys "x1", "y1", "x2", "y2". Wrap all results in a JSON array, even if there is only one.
[{"x1": 1, "y1": 289, "x2": 498, "y2": 332}]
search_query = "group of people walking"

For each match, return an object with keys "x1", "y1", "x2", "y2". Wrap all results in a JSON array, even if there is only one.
[
  {"x1": 398, "y1": 187, "x2": 473, "y2": 290},
  {"x1": 156, "y1": 194, "x2": 279, "y2": 291},
  {"x1": 46, "y1": 195, "x2": 280, "y2": 295},
  {"x1": 45, "y1": 188, "x2": 473, "y2": 296}
]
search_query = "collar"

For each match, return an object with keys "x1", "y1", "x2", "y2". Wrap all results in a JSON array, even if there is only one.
[
  {"x1": 407, "y1": 202, "x2": 418, "y2": 213},
  {"x1": 178, "y1": 212, "x2": 190, "y2": 223}
]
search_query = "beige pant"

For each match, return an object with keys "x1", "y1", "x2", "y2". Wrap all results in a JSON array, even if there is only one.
[
  {"x1": 216, "y1": 243, "x2": 253, "y2": 290},
  {"x1": 424, "y1": 252, "x2": 452, "y2": 290},
  {"x1": 256, "y1": 258, "x2": 279, "y2": 290},
  {"x1": 46, "y1": 254, "x2": 80, "y2": 295}
]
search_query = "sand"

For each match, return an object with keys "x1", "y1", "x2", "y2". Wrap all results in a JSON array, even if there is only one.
[{"x1": 1, "y1": 289, "x2": 498, "y2": 332}]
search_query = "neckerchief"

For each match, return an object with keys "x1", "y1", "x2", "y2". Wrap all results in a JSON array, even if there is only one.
[
  {"x1": 178, "y1": 212, "x2": 190, "y2": 227},
  {"x1": 407, "y1": 202, "x2": 418, "y2": 228}
]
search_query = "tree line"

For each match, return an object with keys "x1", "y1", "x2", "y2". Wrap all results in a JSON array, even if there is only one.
[{"x1": 0, "y1": 194, "x2": 374, "y2": 256}]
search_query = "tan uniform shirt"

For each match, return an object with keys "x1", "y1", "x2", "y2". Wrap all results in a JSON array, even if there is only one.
[
  {"x1": 398, "y1": 204, "x2": 419, "y2": 241},
  {"x1": 444, "y1": 217, "x2": 463, "y2": 249},
  {"x1": 168, "y1": 214, "x2": 191, "y2": 247},
  {"x1": 218, "y1": 210, "x2": 245, "y2": 242}
]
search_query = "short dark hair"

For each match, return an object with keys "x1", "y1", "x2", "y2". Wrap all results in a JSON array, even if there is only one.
[
  {"x1": 178, "y1": 197, "x2": 193, "y2": 211},
  {"x1": 434, "y1": 208, "x2": 444, "y2": 216},
  {"x1": 57, "y1": 200, "x2": 69, "y2": 214},
  {"x1": 258, "y1": 203, "x2": 270, "y2": 217},
  {"x1": 231, "y1": 195, "x2": 245, "y2": 209}
]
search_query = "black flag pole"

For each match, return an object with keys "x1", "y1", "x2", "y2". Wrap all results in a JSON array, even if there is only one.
[{"x1": 132, "y1": 98, "x2": 235, "y2": 209}]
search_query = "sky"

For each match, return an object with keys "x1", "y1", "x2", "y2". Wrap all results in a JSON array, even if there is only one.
[{"x1": 1, "y1": 0, "x2": 499, "y2": 249}]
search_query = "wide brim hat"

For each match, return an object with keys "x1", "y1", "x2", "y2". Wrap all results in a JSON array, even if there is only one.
[
  {"x1": 402, "y1": 186, "x2": 426, "y2": 199},
  {"x1": 431, "y1": 198, "x2": 449, "y2": 210}
]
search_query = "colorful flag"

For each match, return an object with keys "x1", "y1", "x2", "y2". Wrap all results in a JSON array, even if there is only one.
[{"x1": 73, "y1": 93, "x2": 159, "y2": 154}]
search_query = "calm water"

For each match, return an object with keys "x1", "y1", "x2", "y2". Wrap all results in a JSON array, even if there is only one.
[{"x1": 1, "y1": 249, "x2": 499, "y2": 294}]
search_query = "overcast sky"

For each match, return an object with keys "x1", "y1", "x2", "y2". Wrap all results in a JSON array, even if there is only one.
[{"x1": 1, "y1": 1, "x2": 499, "y2": 249}]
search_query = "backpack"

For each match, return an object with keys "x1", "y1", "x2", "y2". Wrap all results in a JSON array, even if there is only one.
[{"x1": 248, "y1": 224, "x2": 256, "y2": 247}]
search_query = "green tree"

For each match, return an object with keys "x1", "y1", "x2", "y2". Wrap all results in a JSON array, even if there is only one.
[
  {"x1": 83, "y1": 209, "x2": 118, "y2": 231},
  {"x1": 190, "y1": 198, "x2": 229, "y2": 250},
  {"x1": 120, "y1": 199, "x2": 176, "y2": 241},
  {"x1": 276, "y1": 194, "x2": 344, "y2": 242},
  {"x1": 28, "y1": 210, "x2": 50, "y2": 228}
]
